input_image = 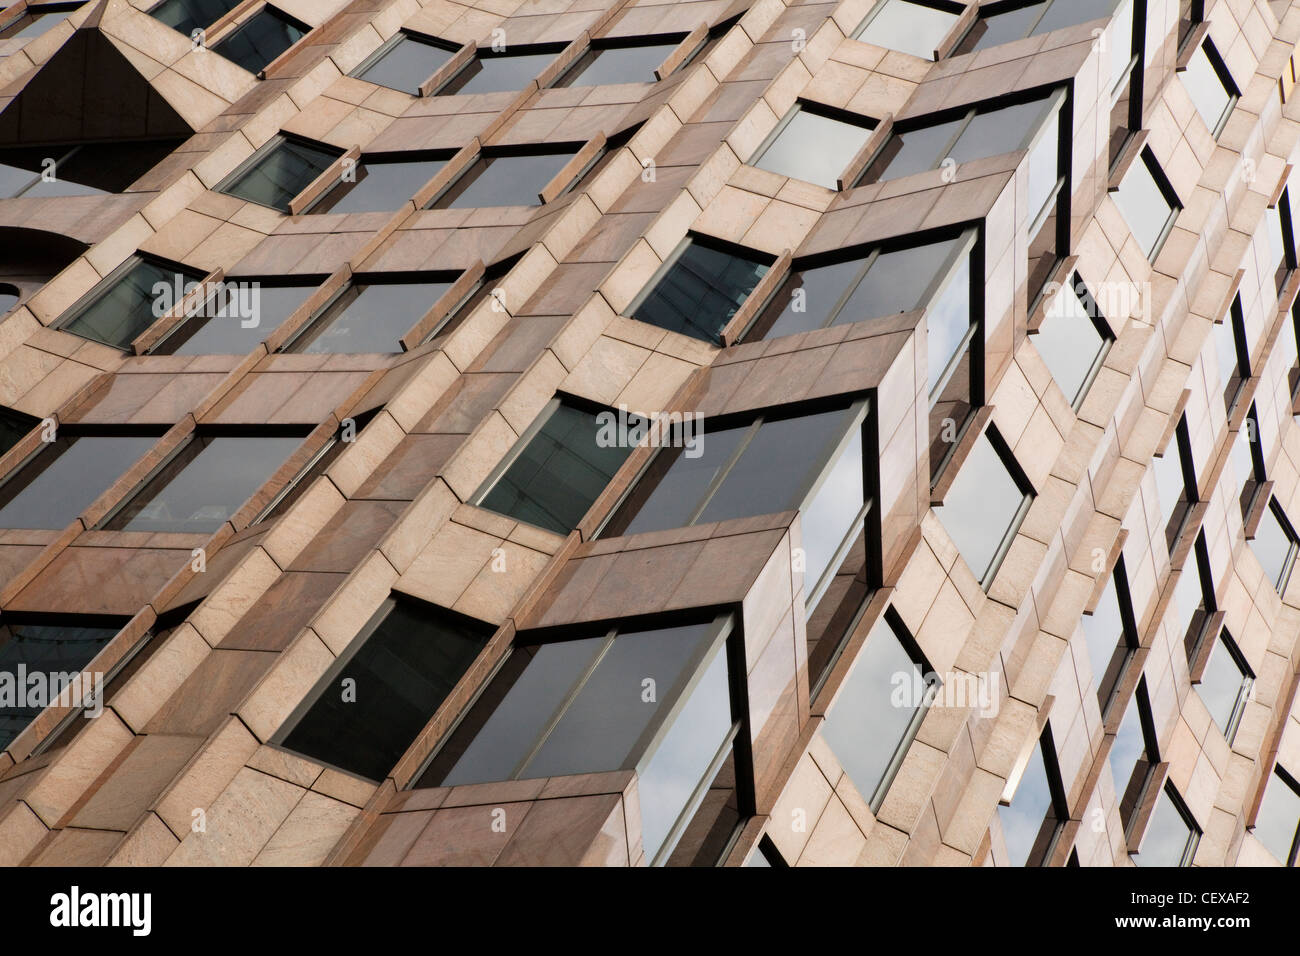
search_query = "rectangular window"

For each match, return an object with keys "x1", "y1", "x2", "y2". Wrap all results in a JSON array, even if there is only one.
[
  {"x1": 1151, "y1": 413, "x2": 1195, "y2": 550},
  {"x1": 853, "y1": 0, "x2": 961, "y2": 60},
  {"x1": 1214, "y1": 294, "x2": 1249, "y2": 414},
  {"x1": 1134, "y1": 784, "x2": 1200, "y2": 866},
  {"x1": 934, "y1": 426, "x2": 1033, "y2": 588},
  {"x1": 154, "y1": 277, "x2": 322, "y2": 355},
  {"x1": 1033, "y1": 276, "x2": 1112, "y2": 407},
  {"x1": 0, "y1": 406, "x2": 37, "y2": 459},
  {"x1": 0, "y1": 433, "x2": 158, "y2": 530},
  {"x1": 58, "y1": 256, "x2": 205, "y2": 351},
  {"x1": 1196, "y1": 628, "x2": 1253, "y2": 743},
  {"x1": 148, "y1": 0, "x2": 240, "y2": 38},
  {"x1": 859, "y1": 90, "x2": 1059, "y2": 187},
  {"x1": 0, "y1": 140, "x2": 184, "y2": 197},
  {"x1": 277, "y1": 598, "x2": 492, "y2": 781},
  {"x1": 821, "y1": 611, "x2": 933, "y2": 810},
  {"x1": 1265, "y1": 181, "x2": 1297, "y2": 295},
  {"x1": 0, "y1": 616, "x2": 127, "y2": 751},
  {"x1": 212, "y1": 5, "x2": 309, "y2": 75},
  {"x1": 1251, "y1": 500, "x2": 1299, "y2": 595},
  {"x1": 555, "y1": 35, "x2": 686, "y2": 87},
  {"x1": 603, "y1": 401, "x2": 871, "y2": 604},
  {"x1": 956, "y1": 0, "x2": 1118, "y2": 55},
  {"x1": 997, "y1": 727, "x2": 1067, "y2": 866},
  {"x1": 285, "y1": 275, "x2": 454, "y2": 354},
  {"x1": 476, "y1": 400, "x2": 638, "y2": 535},
  {"x1": 435, "y1": 45, "x2": 563, "y2": 95},
  {"x1": 0, "y1": 2, "x2": 84, "y2": 41},
  {"x1": 430, "y1": 147, "x2": 579, "y2": 209},
  {"x1": 310, "y1": 154, "x2": 449, "y2": 214},
  {"x1": 749, "y1": 105, "x2": 875, "y2": 190},
  {"x1": 1081, "y1": 557, "x2": 1138, "y2": 714},
  {"x1": 1174, "y1": 530, "x2": 1216, "y2": 656},
  {"x1": 625, "y1": 237, "x2": 771, "y2": 343},
  {"x1": 416, "y1": 615, "x2": 745, "y2": 866},
  {"x1": 352, "y1": 31, "x2": 457, "y2": 94},
  {"x1": 1113, "y1": 148, "x2": 1180, "y2": 260},
  {"x1": 1110, "y1": 678, "x2": 1157, "y2": 833},
  {"x1": 1230, "y1": 403, "x2": 1265, "y2": 520},
  {"x1": 101, "y1": 433, "x2": 305, "y2": 533},
  {"x1": 1254, "y1": 765, "x2": 1300, "y2": 866},
  {"x1": 215, "y1": 135, "x2": 342, "y2": 212},
  {"x1": 1181, "y1": 38, "x2": 1237, "y2": 136}
]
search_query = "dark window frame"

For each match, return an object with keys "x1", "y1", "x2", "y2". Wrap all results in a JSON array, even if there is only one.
[{"x1": 54, "y1": 253, "x2": 206, "y2": 352}]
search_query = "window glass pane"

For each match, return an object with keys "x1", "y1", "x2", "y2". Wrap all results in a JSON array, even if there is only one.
[
  {"x1": 935, "y1": 432, "x2": 1026, "y2": 582},
  {"x1": 1113, "y1": 155, "x2": 1176, "y2": 259},
  {"x1": 356, "y1": 34, "x2": 454, "y2": 94},
  {"x1": 559, "y1": 40, "x2": 681, "y2": 87},
  {"x1": 213, "y1": 7, "x2": 307, "y2": 74},
  {"x1": 822, "y1": 616, "x2": 925, "y2": 802},
  {"x1": 1135, "y1": 789, "x2": 1195, "y2": 866},
  {"x1": 1108, "y1": 691, "x2": 1145, "y2": 787},
  {"x1": 1198, "y1": 633, "x2": 1249, "y2": 738},
  {"x1": 0, "y1": 407, "x2": 35, "y2": 458},
  {"x1": 104, "y1": 435, "x2": 302, "y2": 533},
  {"x1": 847, "y1": 238, "x2": 963, "y2": 323},
  {"x1": 1253, "y1": 769, "x2": 1300, "y2": 865},
  {"x1": 149, "y1": 0, "x2": 240, "y2": 36},
  {"x1": 295, "y1": 280, "x2": 451, "y2": 354},
  {"x1": 313, "y1": 158, "x2": 447, "y2": 213},
  {"x1": 926, "y1": 253, "x2": 971, "y2": 394},
  {"x1": 1031, "y1": 0, "x2": 1113, "y2": 34},
  {"x1": 436, "y1": 151, "x2": 575, "y2": 208},
  {"x1": 967, "y1": 3, "x2": 1043, "y2": 53},
  {"x1": 521, "y1": 621, "x2": 714, "y2": 778},
  {"x1": 168, "y1": 281, "x2": 318, "y2": 354},
  {"x1": 755, "y1": 257, "x2": 864, "y2": 339},
  {"x1": 856, "y1": 0, "x2": 958, "y2": 59},
  {"x1": 753, "y1": 110, "x2": 874, "y2": 190},
  {"x1": 439, "y1": 51, "x2": 558, "y2": 95},
  {"x1": 637, "y1": 642, "x2": 732, "y2": 862},
  {"x1": 0, "y1": 435, "x2": 156, "y2": 529},
  {"x1": 1213, "y1": 315, "x2": 1240, "y2": 389},
  {"x1": 1026, "y1": 113, "x2": 1059, "y2": 218},
  {"x1": 800, "y1": 424, "x2": 864, "y2": 593},
  {"x1": 281, "y1": 602, "x2": 490, "y2": 781},
  {"x1": 1151, "y1": 444, "x2": 1185, "y2": 530},
  {"x1": 1171, "y1": 555, "x2": 1203, "y2": 636},
  {"x1": 1266, "y1": 204, "x2": 1287, "y2": 283},
  {"x1": 620, "y1": 424, "x2": 749, "y2": 535},
  {"x1": 220, "y1": 138, "x2": 340, "y2": 212},
  {"x1": 1081, "y1": 575, "x2": 1123, "y2": 692},
  {"x1": 0, "y1": 621, "x2": 122, "y2": 751},
  {"x1": 998, "y1": 739, "x2": 1054, "y2": 865},
  {"x1": 479, "y1": 403, "x2": 635, "y2": 534},
  {"x1": 432, "y1": 636, "x2": 606, "y2": 786},
  {"x1": 1229, "y1": 424, "x2": 1254, "y2": 488},
  {"x1": 630, "y1": 241, "x2": 769, "y2": 342},
  {"x1": 697, "y1": 407, "x2": 851, "y2": 525},
  {"x1": 1251, "y1": 504, "x2": 1297, "y2": 593},
  {"x1": 873, "y1": 118, "x2": 965, "y2": 181},
  {"x1": 0, "y1": 140, "x2": 181, "y2": 196},
  {"x1": 62, "y1": 259, "x2": 203, "y2": 350},
  {"x1": 0, "y1": 4, "x2": 83, "y2": 40},
  {"x1": 947, "y1": 99, "x2": 1049, "y2": 166},
  {"x1": 1034, "y1": 285, "x2": 1107, "y2": 404},
  {"x1": 1183, "y1": 42, "x2": 1233, "y2": 133},
  {"x1": 1108, "y1": 0, "x2": 1133, "y2": 90}
]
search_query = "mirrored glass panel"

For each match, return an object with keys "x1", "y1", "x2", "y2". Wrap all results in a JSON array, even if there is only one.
[
  {"x1": 355, "y1": 32, "x2": 456, "y2": 93},
  {"x1": 628, "y1": 240, "x2": 770, "y2": 342},
  {"x1": 1182, "y1": 40, "x2": 1235, "y2": 135},
  {"x1": 0, "y1": 435, "x2": 157, "y2": 529},
  {"x1": 1134, "y1": 786, "x2": 1198, "y2": 866},
  {"x1": 935, "y1": 430, "x2": 1029, "y2": 584},
  {"x1": 1253, "y1": 767, "x2": 1300, "y2": 866},
  {"x1": 212, "y1": 5, "x2": 309, "y2": 74},
  {"x1": 1196, "y1": 630, "x2": 1252, "y2": 740},
  {"x1": 291, "y1": 279, "x2": 452, "y2": 354},
  {"x1": 1113, "y1": 151, "x2": 1178, "y2": 259},
  {"x1": 437, "y1": 49, "x2": 560, "y2": 95},
  {"x1": 557, "y1": 38, "x2": 683, "y2": 86},
  {"x1": 752, "y1": 108, "x2": 875, "y2": 190},
  {"x1": 162, "y1": 280, "x2": 319, "y2": 354},
  {"x1": 434, "y1": 149, "x2": 576, "y2": 208},
  {"x1": 854, "y1": 0, "x2": 959, "y2": 60},
  {"x1": 218, "y1": 136, "x2": 341, "y2": 212},
  {"x1": 1033, "y1": 281, "x2": 1109, "y2": 406},
  {"x1": 312, "y1": 156, "x2": 448, "y2": 213},
  {"x1": 60, "y1": 258, "x2": 205, "y2": 350}
]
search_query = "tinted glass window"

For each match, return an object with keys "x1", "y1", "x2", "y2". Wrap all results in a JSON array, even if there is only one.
[
  {"x1": 935, "y1": 431, "x2": 1028, "y2": 583},
  {"x1": 963, "y1": 2, "x2": 1043, "y2": 53},
  {"x1": 925, "y1": 252, "x2": 971, "y2": 394},
  {"x1": 0, "y1": 141, "x2": 182, "y2": 197},
  {"x1": 1113, "y1": 152, "x2": 1177, "y2": 259},
  {"x1": 1197, "y1": 632, "x2": 1251, "y2": 739},
  {"x1": 855, "y1": 0, "x2": 959, "y2": 59},
  {"x1": 1135, "y1": 787, "x2": 1197, "y2": 866},
  {"x1": 0, "y1": 620, "x2": 122, "y2": 751},
  {"x1": 312, "y1": 157, "x2": 447, "y2": 213},
  {"x1": 213, "y1": 6, "x2": 308, "y2": 74},
  {"x1": 165, "y1": 281, "x2": 318, "y2": 354},
  {"x1": 1253, "y1": 768, "x2": 1300, "y2": 865},
  {"x1": 998, "y1": 737, "x2": 1056, "y2": 865},
  {"x1": 219, "y1": 137, "x2": 340, "y2": 212},
  {"x1": 61, "y1": 259, "x2": 204, "y2": 350},
  {"x1": 149, "y1": 0, "x2": 240, "y2": 36},
  {"x1": 1182, "y1": 40, "x2": 1234, "y2": 134},
  {"x1": 1034, "y1": 283, "x2": 1108, "y2": 405},
  {"x1": 435, "y1": 150, "x2": 576, "y2": 208},
  {"x1": 438, "y1": 50, "x2": 558, "y2": 95},
  {"x1": 103, "y1": 434, "x2": 302, "y2": 533},
  {"x1": 869, "y1": 118, "x2": 965, "y2": 181},
  {"x1": 293, "y1": 280, "x2": 451, "y2": 354},
  {"x1": 0, "y1": 286, "x2": 17, "y2": 315},
  {"x1": 0, "y1": 407, "x2": 36, "y2": 459},
  {"x1": 629, "y1": 241, "x2": 769, "y2": 342},
  {"x1": 1081, "y1": 573, "x2": 1124, "y2": 695},
  {"x1": 356, "y1": 33, "x2": 455, "y2": 94},
  {"x1": 822, "y1": 615, "x2": 926, "y2": 804},
  {"x1": 281, "y1": 601, "x2": 491, "y2": 781},
  {"x1": 1108, "y1": 689, "x2": 1146, "y2": 788},
  {"x1": 0, "y1": 3, "x2": 83, "y2": 40},
  {"x1": 558, "y1": 39, "x2": 682, "y2": 87},
  {"x1": 479, "y1": 403, "x2": 636, "y2": 534},
  {"x1": 0, "y1": 435, "x2": 156, "y2": 530},
  {"x1": 947, "y1": 99, "x2": 1047, "y2": 165},
  {"x1": 1251, "y1": 502, "x2": 1297, "y2": 593},
  {"x1": 752, "y1": 109, "x2": 874, "y2": 190}
]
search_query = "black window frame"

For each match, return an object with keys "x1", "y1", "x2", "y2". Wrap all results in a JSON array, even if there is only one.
[
  {"x1": 54, "y1": 253, "x2": 206, "y2": 352},
  {"x1": 1254, "y1": 764, "x2": 1300, "y2": 867},
  {"x1": 211, "y1": 3, "x2": 311, "y2": 77}
]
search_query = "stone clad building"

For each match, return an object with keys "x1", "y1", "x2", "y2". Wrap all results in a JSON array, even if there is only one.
[{"x1": 0, "y1": 0, "x2": 1297, "y2": 867}]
